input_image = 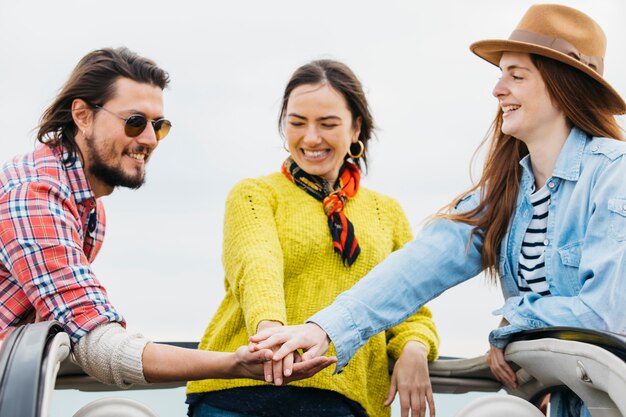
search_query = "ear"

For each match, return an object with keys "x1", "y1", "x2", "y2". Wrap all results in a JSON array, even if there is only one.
[
  {"x1": 352, "y1": 116, "x2": 362, "y2": 143},
  {"x1": 71, "y1": 99, "x2": 94, "y2": 133}
]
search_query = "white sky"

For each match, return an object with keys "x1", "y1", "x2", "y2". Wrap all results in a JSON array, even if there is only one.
[{"x1": 1, "y1": 0, "x2": 625, "y2": 360}]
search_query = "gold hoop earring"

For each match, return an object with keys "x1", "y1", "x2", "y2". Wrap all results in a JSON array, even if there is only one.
[{"x1": 348, "y1": 140, "x2": 364, "y2": 159}]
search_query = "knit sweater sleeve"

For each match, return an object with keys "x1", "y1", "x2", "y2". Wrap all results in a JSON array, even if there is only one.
[
  {"x1": 72, "y1": 322, "x2": 149, "y2": 388},
  {"x1": 222, "y1": 178, "x2": 287, "y2": 336},
  {"x1": 384, "y1": 199, "x2": 440, "y2": 362}
]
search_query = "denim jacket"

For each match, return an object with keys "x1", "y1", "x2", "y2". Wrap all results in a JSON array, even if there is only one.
[{"x1": 309, "y1": 127, "x2": 626, "y2": 373}]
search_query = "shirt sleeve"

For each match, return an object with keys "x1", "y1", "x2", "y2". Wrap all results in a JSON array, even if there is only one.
[
  {"x1": 0, "y1": 181, "x2": 123, "y2": 343},
  {"x1": 309, "y1": 192, "x2": 485, "y2": 372},
  {"x1": 490, "y1": 155, "x2": 626, "y2": 348},
  {"x1": 222, "y1": 179, "x2": 287, "y2": 336},
  {"x1": 384, "y1": 199, "x2": 440, "y2": 362}
]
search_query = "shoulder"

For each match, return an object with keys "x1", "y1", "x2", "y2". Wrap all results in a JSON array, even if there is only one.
[
  {"x1": 356, "y1": 187, "x2": 410, "y2": 225},
  {"x1": 226, "y1": 172, "x2": 292, "y2": 206},
  {"x1": 1, "y1": 147, "x2": 68, "y2": 198},
  {"x1": 585, "y1": 137, "x2": 626, "y2": 162},
  {"x1": 228, "y1": 172, "x2": 289, "y2": 194},
  {"x1": 357, "y1": 186, "x2": 403, "y2": 210}
]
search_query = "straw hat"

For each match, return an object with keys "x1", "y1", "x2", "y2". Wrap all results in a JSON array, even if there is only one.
[{"x1": 470, "y1": 4, "x2": 626, "y2": 114}]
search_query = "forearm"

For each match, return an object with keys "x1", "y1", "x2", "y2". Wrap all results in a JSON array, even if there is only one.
[
  {"x1": 223, "y1": 180, "x2": 288, "y2": 334},
  {"x1": 310, "y1": 219, "x2": 482, "y2": 371},
  {"x1": 142, "y1": 343, "x2": 243, "y2": 382}
]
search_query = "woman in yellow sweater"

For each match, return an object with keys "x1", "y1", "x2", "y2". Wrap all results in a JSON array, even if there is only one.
[{"x1": 186, "y1": 60, "x2": 439, "y2": 417}]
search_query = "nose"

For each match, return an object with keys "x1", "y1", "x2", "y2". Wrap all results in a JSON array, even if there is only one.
[
  {"x1": 303, "y1": 125, "x2": 321, "y2": 145},
  {"x1": 136, "y1": 122, "x2": 159, "y2": 150},
  {"x1": 492, "y1": 77, "x2": 508, "y2": 99}
]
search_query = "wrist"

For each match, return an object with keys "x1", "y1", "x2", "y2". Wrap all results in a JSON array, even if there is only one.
[
  {"x1": 257, "y1": 320, "x2": 283, "y2": 332},
  {"x1": 225, "y1": 351, "x2": 246, "y2": 379},
  {"x1": 401, "y1": 340, "x2": 428, "y2": 357}
]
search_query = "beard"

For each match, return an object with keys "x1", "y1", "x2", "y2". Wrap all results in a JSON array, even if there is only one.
[{"x1": 85, "y1": 133, "x2": 148, "y2": 190}]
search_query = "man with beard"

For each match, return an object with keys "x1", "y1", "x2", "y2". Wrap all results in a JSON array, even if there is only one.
[{"x1": 0, "y1": 47, "x2": 333, "y2": 387}]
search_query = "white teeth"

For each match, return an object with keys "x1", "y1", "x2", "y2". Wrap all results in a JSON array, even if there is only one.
[
  {"x1": 128, "y1": 153, "x2": 146, "y2": 161},
  {"x1": 303, "y1": 150, "x2": 328, "y2": 157},
  {"x1": 502, "y1": 105, "x2": 521, "y2": 113}
]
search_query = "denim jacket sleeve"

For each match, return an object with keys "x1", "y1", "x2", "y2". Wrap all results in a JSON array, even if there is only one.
[
  {"x1": 490, "y1": 149, "x2": 626, "y2": 348},
  {"x1": 309, "y1": 191, "x2": 484, "y2": 372}
]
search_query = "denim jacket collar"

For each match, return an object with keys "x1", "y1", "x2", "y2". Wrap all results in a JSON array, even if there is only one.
[
  {"x1": 551, "y1": 127, "x2": 588, "y2": 181},
  {"x1": 518, "y1": 127, "x2": 588, "y2": 185}
]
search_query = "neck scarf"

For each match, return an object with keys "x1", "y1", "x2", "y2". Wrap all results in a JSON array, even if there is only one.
[{"x1": 282, "y1": 157, "x2": 361, "y2": 266}]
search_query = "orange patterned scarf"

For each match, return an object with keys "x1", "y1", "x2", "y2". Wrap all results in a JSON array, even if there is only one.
[{"x1": 282, "y1": 157, "x2": 360, "y2": 266}]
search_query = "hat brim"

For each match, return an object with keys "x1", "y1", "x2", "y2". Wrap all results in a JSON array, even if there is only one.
[{"x1": 470, "y1": 39, "x2": 626, "y2": 115}]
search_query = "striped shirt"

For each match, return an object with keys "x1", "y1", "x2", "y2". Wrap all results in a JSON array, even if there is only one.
[
  {"x1": 0, "y1": 145, "x2": 123, "y2": 343},
  {"x1": 517, "y1": 184, "x2": 552, "y2": 296}
]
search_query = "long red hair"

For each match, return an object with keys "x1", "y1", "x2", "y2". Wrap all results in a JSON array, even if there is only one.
[{"x1": 437, "y1": 54, "x2": 624, "y2": 280}]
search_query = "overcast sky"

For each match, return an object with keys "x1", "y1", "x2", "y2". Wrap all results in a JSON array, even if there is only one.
[{"x1": 1, "y1": 0, "x2": 625, "y2": 361}]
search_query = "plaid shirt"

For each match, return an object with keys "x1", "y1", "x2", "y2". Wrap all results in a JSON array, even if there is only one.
[{"x1": 0, "y1": 145, "x2": 123, "y2": 343}]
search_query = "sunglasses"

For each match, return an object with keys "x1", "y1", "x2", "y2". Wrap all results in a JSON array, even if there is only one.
[{"x1": 93, "y1": 104, "x2": 172, "y2": 140}]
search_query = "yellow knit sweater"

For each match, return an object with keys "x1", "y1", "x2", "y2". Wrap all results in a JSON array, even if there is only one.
[{"x1": 187, "y1": 173, "x2": 439, "y2": 417}]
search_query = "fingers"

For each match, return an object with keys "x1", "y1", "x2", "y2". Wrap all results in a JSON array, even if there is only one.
[
  {"x1": 426, "y1": 387, "x2": 436, "y2": 417},
  {"x1": 300, "y1": 338, "x2": 329, "y2": 361},
  {"x1": 487, "y1": 347, "x2": 518, "y2": 389},
  {"x1": 272, "y1": 353, "x2": 284, "y2": 386},
  {"x1": 399, "y1": 386, "x2": 411, "y2": 417},
  {"x1": 249, "y1": 333, "x2": 289, "y2": 351},
  {"x1": 273, "y1": 341, "x2": 306, "y2": 361},
  {"x1": 411, "y1": 389, "x2": 425, "y2": 417},
  {"x1": 284, "y1": 356, "x2": 336, "y2": 383},
  {"x1": 263, "y1": 357, "x2": 273, "y2": 383},
  {"x1": 283, "y1": 352, "x2": 294, "y2": 378},
  {"x1": 255, "y1": 348, "x2": 273, "y2": 362}
]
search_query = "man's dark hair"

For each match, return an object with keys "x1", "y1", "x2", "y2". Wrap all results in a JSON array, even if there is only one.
[{"x1": 37, "y1": 47, "x2": 170, "y2": 163}]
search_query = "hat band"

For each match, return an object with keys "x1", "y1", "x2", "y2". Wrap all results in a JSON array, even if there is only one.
[{"x1": 509, "y1": 30, "x2": 604, "y2": 74}]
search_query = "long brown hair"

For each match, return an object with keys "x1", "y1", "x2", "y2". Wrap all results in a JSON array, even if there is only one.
[
  {"x1": 438, "y1": 54, "x2": 624, "y2": 280},
  {"x1": 278, "y1": 59, "x2": 374, "y2": 171},
  {"x1": 37, "y1": 47, "x2": 170, "y2": 164}
]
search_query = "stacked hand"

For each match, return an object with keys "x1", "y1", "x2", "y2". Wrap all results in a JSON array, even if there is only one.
[
  {"x1": 250, "y1": 323, "x2": 436, "y2": 416},
  {"x1": 250, "y1": 322, "x2": 334, "y2": 385}
]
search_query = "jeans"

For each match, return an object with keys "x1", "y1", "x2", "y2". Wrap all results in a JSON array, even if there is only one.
[{"x1": 190, "y1": 403, "x2": 356, "y2": 417}]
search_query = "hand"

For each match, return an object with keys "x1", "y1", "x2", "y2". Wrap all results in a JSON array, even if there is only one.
[
  {"x1": 256, "y1": 320, "x2": 294, "y2": 386},
  {"x1": 233, "y1": 345, "x2": 336, "y2": 383},
  {"x1": 486, "y1": 345, "x2": 517, "y2": 389},
  {"x1": 249, "y1": 323, "x2": 331, "y2": 377},
  {"x1": 487, "y1": 318, "x2": 517, "y2": 389},
  {"x1": 385, "y1": 341, "x2": 435, "y2": 417}
]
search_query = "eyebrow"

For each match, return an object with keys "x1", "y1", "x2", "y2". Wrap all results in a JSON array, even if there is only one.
[
  {"x1": 287, "y1": 113, "x2": 342, "y2": 121},
  {"x1": 501, "y1": 64, "x2": 531, "y2": 72},
  {"x1": 126, "y1": 109, "x2": 165, "y2": 119}
]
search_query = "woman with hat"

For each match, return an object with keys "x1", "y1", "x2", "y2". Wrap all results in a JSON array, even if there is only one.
[
  {"x1": 185, "y1": 60, "x2": 440, "y2": 417},
  {"x1": 250, "y1": 5, "x2": 626, "y2": 416}
]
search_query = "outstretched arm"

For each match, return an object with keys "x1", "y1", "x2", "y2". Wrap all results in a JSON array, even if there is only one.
[
  {"x1": 73, "y1": 322, "x2": 335, "y2": 387},
  {"x1": 252, "y1": 216, "x2": 483, "y2": 372},
  {"x1": 142, "y1": 341, "x2": 335, "y2": 383}
]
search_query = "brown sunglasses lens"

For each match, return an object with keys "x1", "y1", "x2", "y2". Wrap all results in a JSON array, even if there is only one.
[
  {"x1": 154, "y1": 119, "x2": 172, "y2": 141},
  {"x1": 124, "y1": 115, "x2": 172, "y2": 140}
]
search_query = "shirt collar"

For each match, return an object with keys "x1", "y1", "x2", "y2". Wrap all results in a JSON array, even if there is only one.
[
  {"x1": 49, "y1": 145, "x2": 96, "y2": 204},
  {"x1": 518, "y1": 126, "x2": 588, "y2": 184},
  {"x1": 550, "y1": 126, "x2": 588, "y2": 181}
]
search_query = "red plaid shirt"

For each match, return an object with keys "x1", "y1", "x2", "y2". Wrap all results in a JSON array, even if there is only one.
[{"x1": 0, "y1": 145, "x2": 123, "y2": 343}]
